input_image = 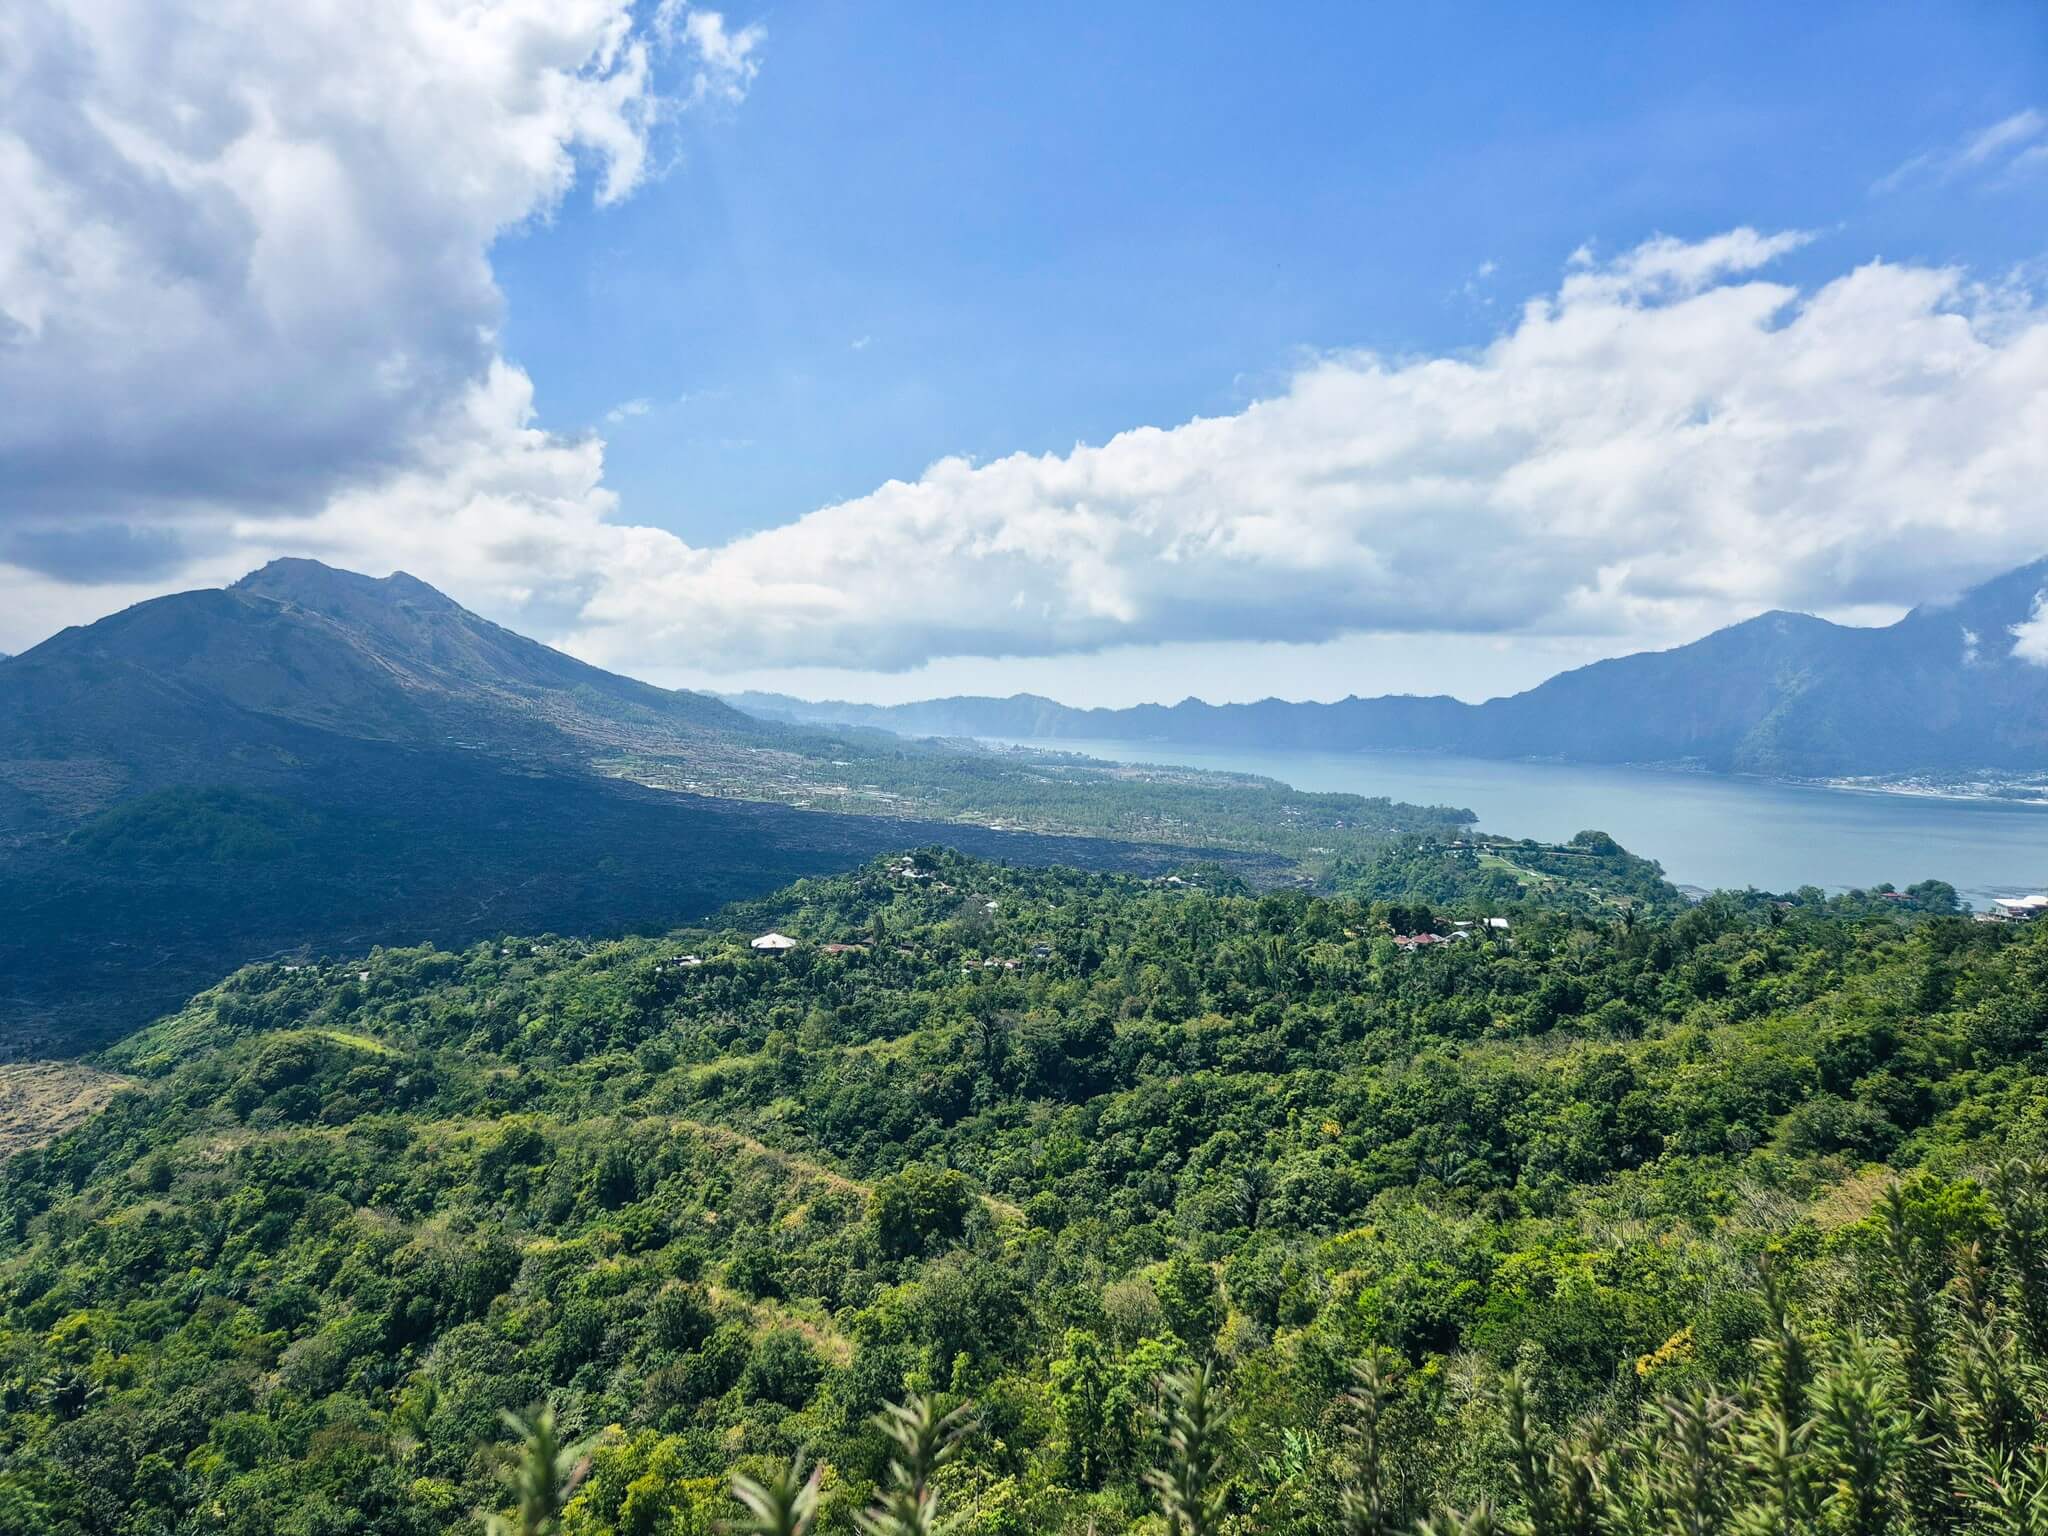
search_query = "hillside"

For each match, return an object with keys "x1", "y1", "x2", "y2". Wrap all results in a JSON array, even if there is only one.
[
  {"x1": 0, "y1": 564, "x2": 1471, "y2": 1054},
  {"x1": 731, "y1": 556, "x2": 2048, "y2": 777},
  {"x1": 1, "y1": 852, "x2": 2044, "y2": 1533}
]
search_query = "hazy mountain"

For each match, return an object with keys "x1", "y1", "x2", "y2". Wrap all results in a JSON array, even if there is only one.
[{"x1": 731, "y1": 557, "x2": 2048, "y2": 778}]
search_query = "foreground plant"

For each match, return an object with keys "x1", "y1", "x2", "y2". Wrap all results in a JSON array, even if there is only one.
[
  {"x1": 1148, "y1": 1364, "x2": 1230, "y2": 1536},
  {"x1": 487, "y1": 1404, "x2": 596, "y2": 1536},
  {"x1": 857, "y1": 1393, "x2": 977, "y2": 1536},
  {"x1": 730, "y1": 1451, "x2": 823, "y2": 1536}
]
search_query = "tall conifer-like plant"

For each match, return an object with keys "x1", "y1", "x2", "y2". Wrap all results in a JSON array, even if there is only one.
[
  {"x1": 1147, "y1": 1364, "x2": 1230, "y2": 1536},
  {"x1": 857, "y1": 1394, "x2": 977, "y2": 1536},
  {"x1": 486, "y1": 1404, "x2": 595, "y2": 1536},
  {"x1": 729, "y1": 1452, "x2": 823, "y2": 1536},
  {"x1": 1340, "y1": 1349, "x2": 1402, "y2": 1536}
]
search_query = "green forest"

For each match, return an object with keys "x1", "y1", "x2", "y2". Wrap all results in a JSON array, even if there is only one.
[{"x1": 4, "y1": 847, "x2": 2047, "y2": 1534}]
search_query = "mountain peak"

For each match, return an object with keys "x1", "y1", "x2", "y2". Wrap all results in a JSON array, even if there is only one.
[{"x1": 232, "y1": 558, "x2": 460, "y2": 615}]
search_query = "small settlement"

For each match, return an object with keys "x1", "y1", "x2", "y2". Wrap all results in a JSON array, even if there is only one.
[{"x1": 1393, "y1": 917, "x2": 1510, "y2": 951}]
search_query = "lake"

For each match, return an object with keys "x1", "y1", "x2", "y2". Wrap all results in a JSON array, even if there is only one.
[{"x1": 984, "y1": 737, "x2": 2048, "y2": 907}]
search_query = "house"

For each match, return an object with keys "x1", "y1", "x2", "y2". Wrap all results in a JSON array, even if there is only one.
[
  {"x1": 1991, "y1": 895, "x2": 2048, "y2": 921},
  {"x1": 674, "y1": 955, "x2": 703, "y2": 968},
  {"x1": 1392, "y1": 933, "x2": 1446, "y2": 951},
  {"x1": 821, "y1": 942, "x2": 868, "y2": 955},
  {"x1": 750, "y1": 932, "x2": 799, "y2": 953}
]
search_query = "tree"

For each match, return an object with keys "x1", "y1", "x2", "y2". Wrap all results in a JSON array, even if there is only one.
[
  {"x1": 870, "y1": 1165, "x2": 974, "y2": 1261},
  {"x1": 1340, "y1": 1349, "x2": 1403, "y2": 1536},
  {"x1": 1154, "y1": 1254, "x2": 1224, "y2": 1353},
  {"x1": 1049, "y1": 1329, "x2": 1111, "y2": 1489}
]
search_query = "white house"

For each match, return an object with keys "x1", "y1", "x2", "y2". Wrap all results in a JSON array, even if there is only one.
[
  {"x1": 750, "y1": 932, "x2": 800, "y2": 953},
  {"x1": 1992, "y1": 895, "x2": 2048, "y2": 921}
]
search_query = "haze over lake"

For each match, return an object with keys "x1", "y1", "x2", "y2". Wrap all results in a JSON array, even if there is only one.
[{"x1": 987, "y1": 738, "x2": 2048, "y2": 906}]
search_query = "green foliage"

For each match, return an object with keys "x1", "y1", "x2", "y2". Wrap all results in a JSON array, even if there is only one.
[
  {"x1": 729, "y1": 1452, "x2": 822, "y2": 1536},
  {"x1": 1147, "y1": 1365, "x2": 1229, "y2": 1536},
  {"x1": 66, "y1": 786, "x2": 317, "y2": 866},
  {"x1": 2, "y1": 850, "x2": 2047, "y2": 1535},
  {"x1": 488, "y1": 1404, "x2": 600, "y2": 1536},
  {"x1": 871, "y1": 1166, "x2": 974, "y2": 1262},
  {"x1": 856, "y1": 1394, "x2": 975, "y2": 1536}
]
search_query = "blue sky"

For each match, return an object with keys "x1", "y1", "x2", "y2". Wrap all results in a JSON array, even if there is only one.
[
  {"x1": 498, "y1": 1, "x2": 2048, "y2": 547},
  {"x1": 3, "y1": 0, "x2": 2046, "y2": 704}
]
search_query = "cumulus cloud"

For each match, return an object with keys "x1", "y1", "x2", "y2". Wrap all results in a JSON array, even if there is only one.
[
  {"x1": 0, "y1": 0, "x2": 752, "y2": 590},
  {"x1": 542, "y1": 233, "x2": 2048, "y2": 674},
  {"x1": 2, "y1": 12, "x2": 2046, "y2": 685}
]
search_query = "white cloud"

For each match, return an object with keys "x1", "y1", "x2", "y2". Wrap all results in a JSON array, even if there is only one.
[
  {"x1": 8, "y1": 201, "x2": 2048, "y2": 682},
  {"x1": 540, "y1": 232, "x2": 2048, "y2": 674},
  {"x1": 2013, "y1": 593, "x2": 2048, "y2": 667},
  {"x1": 1961, "y1": 109, "x2": 2047, "y2": 167},
  {"x1": 1556, "y1": 228, "x2": 1812, "y2": 302},
  {"x1": 660, "y1": 3, "x2": 764, "y2": 108},
  {"x1": 1875, "y1": 107, "x2": 2047, "y2": 192},
  {"x1": 606, "y1": 397, "x2": 654, "y2": 423},
  {"x1": 2, "y1": 11, "x2": 2046, "y2": 696},
  {"x1": 0, "y1": 0, "x2": 753, "y2": 587}
]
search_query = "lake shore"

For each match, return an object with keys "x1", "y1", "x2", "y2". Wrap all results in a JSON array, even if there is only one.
[{"x1": 976, "y1": 735, "x2": 2048, "y2": 907}]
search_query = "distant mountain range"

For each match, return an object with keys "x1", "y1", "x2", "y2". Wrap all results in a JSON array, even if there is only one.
[{"x1": 729, "y1": 557, "x2": 2048, "y2": 779}]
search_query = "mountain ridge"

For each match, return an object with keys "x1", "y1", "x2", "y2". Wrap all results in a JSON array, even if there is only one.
[
  {"x1": 728, "y1": 556, "x2": 2048, "y2": 777},
  {"x1": 0, "y1": 560, "x2": 1442, "y2": 1053}
]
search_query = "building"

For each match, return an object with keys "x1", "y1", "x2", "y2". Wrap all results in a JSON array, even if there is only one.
[
  {"x1": 750, "y1": 932, "x2": 800, "y2": 953},
  {"x1": 1991, "y1": 895, "x2": 2048, "y2": 921}
]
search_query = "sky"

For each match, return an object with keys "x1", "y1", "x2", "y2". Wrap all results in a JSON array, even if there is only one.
[{"x1": 2, "y1": 0, "x2": 2046, "y2": 705}]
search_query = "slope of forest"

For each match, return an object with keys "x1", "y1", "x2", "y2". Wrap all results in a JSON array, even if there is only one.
[{"x1": 1, "y1": 850, "x2": 2044, "y2": 1533}]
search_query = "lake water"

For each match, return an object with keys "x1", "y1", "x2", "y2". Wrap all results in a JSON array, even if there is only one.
[{"x1": 984, "y1": 737, "x2": 2048, "y2": 907}]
